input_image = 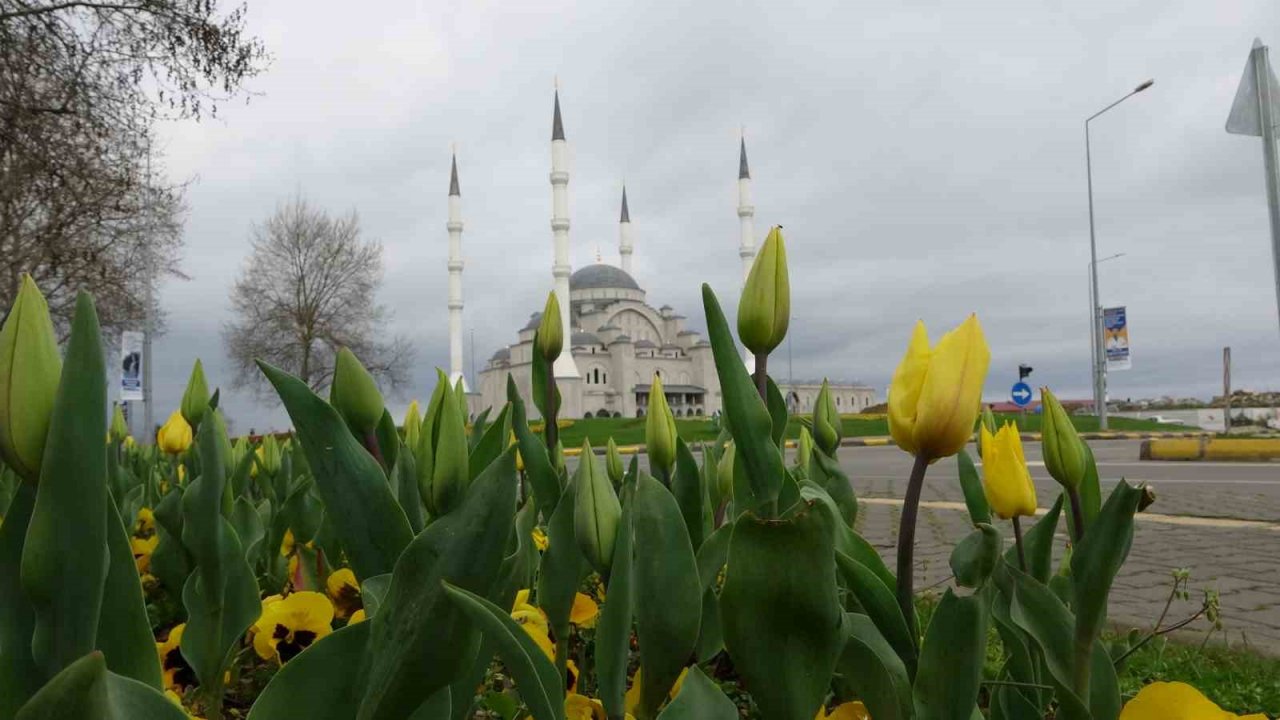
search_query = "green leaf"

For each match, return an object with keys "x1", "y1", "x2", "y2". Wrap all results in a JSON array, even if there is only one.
[
  {"x1": 361, "y1": 574, "x2": 392, "y2": 619},
  {"x1": 810, "y1": 450, "x2": 858, "y2": 529},
  {"x1": 468, "y1": 404, "x2": 511, "y2": 482},
  {"x1": 700, "y1": 284, "x2": 784, "y2": 514},
  {"x1": 0, "y1": 484, "x2": 42, "y2": 718},
  {"x1": 912, "y1": 588, "x2": 988, "y2": 720},
  {"x1": 20, "y1": 293, "x2": 108, "y2": 678},
  {"x1": 148, "y1": 488, "x2": 190, "y2": 597},
  {"x1": 719, "y1": 501, "x2": 842, "y2": 720},
  {"x1": 956, "y1": 450, "x2": 990, "y2": 525},
  {"x1": 507, "y1": 376, "x2": 559, "y2": 519},
  {"x1": 949, "y1": 523, "x2": 1002, "y2": 588},
  {"x1": 1080, "y1": 444, "x2": 1102, "y2": 523},
  {"x1": 375, "y1": 408, "x2": 401, "y2": 474},
  {"x1": 1071, "y1": 481, "x2": 1142, "y2": 646},
  {"x1": 1009, "y1": 496, "x2": 1062, "y2": 585},
  {"x1": 765, "y1": 376, "x2": 788, "y2": 449},
  {"x1": 596, "y1": 497, "x2": 635, "y2": 719},
  {"x1": 694, "y1": 523, "x2": 731, "y2": 596},
  {"x1": 1008, "y1": 570, "x2": 1090, "y2": 720},
  {"x1": 671, "y1": 439, "x2": 705, "y2": 550},
  {"x1": 633, "y1": 475, "x2": 702, "y2": 719},
  {"x1": 1089, "y1": 641, "x2": 1121, "y2": 720},
  {"x1": 230, "y1": 496, "x2": 266, "y2": 567},
  {"x1": 392, "y1": 445, "x2": 425, "y2": 534},
  {"x1": 836, "y1": 614, "x2": 913, "y2": 720},
  {"x1": 259, "y1": 360, "x2": 413, "y2": 579},
  {"x1": 536, "y1": 476, "x2": 586, "y2": 659},
  {"x1": 247, "y1": 622, "x2": 372, "y2": 720},
  {"x1": 530, "y1": 332, "x2": 561, "y2": 421},
  {"x1": 834, "y1": 552, "x2": 916, "y2": 679},
  {"x1": 799, "y1": 480, "x2": 895, "y2": 589},
  {"x1": 442, "y1": 584, "x2": 566, "y2": 720},
  {"x1": 95, "y1": 493, "x2": 162, "y2": 689},
  {"x1": 656, "y1": 666, "x2": 737, "y2": 720},
  {"x1": 14, "y1": 652, "x2": 187, "y2": 720},
  {"x1": 359, "y1": 449, "x2": 518, "y2": 719}
]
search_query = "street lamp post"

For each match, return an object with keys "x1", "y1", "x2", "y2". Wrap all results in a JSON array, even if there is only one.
[
  {"x1": 1086, "y1": 79, "x2": 1153, "y2": 429},
  {"x1": 1087, "y1": 253, "x2": 1126, "y2": 416}
]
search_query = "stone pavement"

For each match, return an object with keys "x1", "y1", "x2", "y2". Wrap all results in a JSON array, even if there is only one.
[{"x1": 843, "y1": 441, "x2": 1280, "y2": 654}]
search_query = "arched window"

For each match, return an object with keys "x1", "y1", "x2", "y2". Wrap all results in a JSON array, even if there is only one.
[{"x1": 602, "y1": 372, "x2": 608, "y2": 384}]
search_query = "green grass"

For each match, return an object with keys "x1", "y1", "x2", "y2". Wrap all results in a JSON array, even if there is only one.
[{"x1": 554, "y1": 414, "x2": 1191, "y2": 449}]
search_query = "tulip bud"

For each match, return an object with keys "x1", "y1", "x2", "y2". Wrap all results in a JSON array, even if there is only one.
[
  {"x1": 813, "y1": 379, "x2": 841, "y2": 455},
  {"x1": 156, "y1": 410, "x2": 193, "y2": 455},
  {"x1": 403, "y1": 400, "x2": 422, "y2": 451},
  {"x1": 535, "y1": 292, "x2": 563, "y2": 363},
  {"x1": 888, "y1": 316, "x2": 990, "y2": 460},
  {"x1": 428, "y1": 371, "x2": 468, "y2": 515},
  {"x1": 717, "y1": 443, "x2": 735, "y2": 505},
  {"x1": 796, "y1": 426, "x2": 814, "y2": 471},
  {"x1": 109, "y1": 404, "x2": 129, "y2": 443},
  {"x1": 980, "y1": 422, "x2": 1037, "y2": 520},
  {"x1": 260, "y1": 435, "x2": 282, "y2": 476},
  {"x1": 737, "y1": 225, "x2": 790, "y2": 356},
  {"x1": 574, "y1": 440, "x2": 621, "y2": 576},
  {"x1": 0, "y1": 274, "x2": 62, "y2": 482},
  {"x1": 605, "y1": 437, "x2": 624, "y2": 488},
  {"x1": 1040, "y1": 387, "x2": 1087, "y2": 491},
  {"x1": 980, "y1": 405, "x2": 997, "y2": 437},
  {"x1": 330, "y1": 347, "x2": 386, "y2": 435},
  {"x1": 645, "y1": 374, "x2": 677, "y2": 479},
  {"x1": 180, "y1": 358, "x2": 210, "y2": 429}
]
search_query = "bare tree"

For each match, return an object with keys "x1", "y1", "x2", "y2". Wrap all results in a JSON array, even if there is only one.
[{"x1": 224, "y1": 198, "x2": 413, "y2": 398}]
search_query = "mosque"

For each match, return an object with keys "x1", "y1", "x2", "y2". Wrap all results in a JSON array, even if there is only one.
[{"x1": 444, "y1": 90, "x2": 876, "y2": 419}]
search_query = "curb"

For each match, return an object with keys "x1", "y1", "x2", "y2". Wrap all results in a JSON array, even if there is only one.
[{"x1": 1140, "y1": 437, "x2": 1280, "y2": 462}]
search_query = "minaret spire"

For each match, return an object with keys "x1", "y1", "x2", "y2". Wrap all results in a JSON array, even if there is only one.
[
  {"x1": 619, "y1": 185, "x2": 634, "y2": 275},
  {"x1": 549, "y1": 86, "x2": 578, "y2": 379},
  {"x1": 447, "y1": 149, "x2": 467, "y2": 390},
  {"x1": 739, "y1": 136, "x2": 751, "y2": 180},
  {"x1": 737, "y1": 131, "x2": 757, "y2": 282}
]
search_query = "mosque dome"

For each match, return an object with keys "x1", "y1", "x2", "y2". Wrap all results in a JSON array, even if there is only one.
[{"x1": 570, "y1": 264, "x2": 641, "y2": 292}]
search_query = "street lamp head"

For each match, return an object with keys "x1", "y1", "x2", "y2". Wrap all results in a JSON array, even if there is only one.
[{"x1": 1134, "y1": 79, "x2": 1154, "y2": 93}]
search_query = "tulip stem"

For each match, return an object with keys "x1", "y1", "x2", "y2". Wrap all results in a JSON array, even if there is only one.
[
  {"x1": 362, "y1": 430, "x2": 386, "y2": 471},
  {"x1": 896, "y1": 453, "x2": 930, "y2": 641},
  {"x1": 1066, "y1": 486, "x2": 1086, "y2": 542},
  {"x1": 752, "y1": 352, "x2": 769, "y2": 402},
  {"x1": 1011, "y1": 516, "x2": 1028, "y2": 572}
]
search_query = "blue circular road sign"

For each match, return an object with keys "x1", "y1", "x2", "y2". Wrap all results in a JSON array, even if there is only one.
[{"x1": 1010, "y1": 382, "x2": 1033, "y2": 408}]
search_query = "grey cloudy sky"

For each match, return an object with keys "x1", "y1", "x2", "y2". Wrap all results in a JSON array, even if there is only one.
[{"x1": 144, "y1": 0, "x2": 1280, "y2": 432}]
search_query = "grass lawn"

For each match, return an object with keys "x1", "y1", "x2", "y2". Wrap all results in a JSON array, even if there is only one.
[{"x1": 555, "y1": 413, "x2": 1191, "y2": 448}]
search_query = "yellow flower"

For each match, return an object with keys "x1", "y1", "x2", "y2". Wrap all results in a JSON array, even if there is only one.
[
  {"x1": 511, "y1": 589, "x2": 555, "y2": 659},
  {"x1": 1120, "y1": 681, "x2": 1268, "y2": 719},
  {"x1": 564, "y1": 693, "x2": 607, "y2": 720},
  {"x1": 325, "y1": 568, "x2": 362, "y2": 620},
  {"x1": 624, "y1": 667, "x2": 689, "y2": 717},
  {"x1": 123, "y1": 435, "x2": 136, "y2": 449},
  {"x1": 888, "y1": 316, "x2": 990, "y2": 461},
  {"x1": 980, "y1": 422, "x2": 1037, "y2": 520},
  {"x1": 532, "y1": 527, "x2": 549, "y2": 552},
  {"x1": 131, "y1": 535, "x2": 159, "y2": 574},
  {"x1": 156, "y1": 411, "x2": 193, "y2": 455},
  {"x1": 134, "y1": 507, "x2": 155, "y2": 537},
  {"x1": 251, "y1": 591, "x2": 334, "y2": 663},
  {"x1": 570, "y1": 592, "x2": 599, "y2": 628},
  {"x1": 156, "y1": 624, "x2": 196, "y2": 691},
  {"x1": 280, "y1": 529, "x2": 296, "y2": 557},
  {"x1": 348, "y1": 609, "x2": 367, "y2": 624},
  {"x1": 815, "y1": 701, "x2": 871, "y2": 720}
]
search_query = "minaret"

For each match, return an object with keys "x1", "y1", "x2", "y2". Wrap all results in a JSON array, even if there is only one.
[
  {"x1": 549, "y1": 89, "x2": 578, "y2": 378},
  {"x1": 737, "y1": 135, "x2": 757, "y2": 282},
  {"x1": 447, "y1": 152, "x2": 467, "y2": 391},
  {"x1": 618, "y1": 186, "x2": 634, "y2": 275}
]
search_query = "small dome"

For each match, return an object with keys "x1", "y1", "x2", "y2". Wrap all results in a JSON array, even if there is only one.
[
  {"x1": 521, "y1": 312, "x2": 543, "y2": 331},
  {"x1": 570, "y1": 264, "x2": 641, "y2": 291},
  {"x1": 571, "y1": 331, "x2": 600, "y2": 346},
  {"x1": 634, "y1": 339, "x2": 657, "y2": 349},
  {"x1": 490, "y1": 347, "x2": 511, "y2": 362}
]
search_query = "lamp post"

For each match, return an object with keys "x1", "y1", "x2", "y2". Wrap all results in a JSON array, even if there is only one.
[
  {"x1": 1086, "y1": 79, "x2": 1153, "y2": 429},
  {"x1": 1087, "y1": 253, "x2": 1126, "y2": 417}
]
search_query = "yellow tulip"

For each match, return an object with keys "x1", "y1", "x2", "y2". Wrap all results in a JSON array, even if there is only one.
[
  {"x1": 815, "y1": 701, "x2": 871, "y2": 720},
  {"x1": 888, "y1": 315, "x2": 990, "y2": 461},
  {"x1": 156, "y1": 411, "x2": 193, "y2": 455},
  {"x1": 980, "y1": 422, "x2": 1037, "y2": 520},
  {"x1": 131, "y1": 535, "x2": 159, "y2": 574},
  {"x1": 1120, "y1": 681, "x2": 1267, "y2": 720}
]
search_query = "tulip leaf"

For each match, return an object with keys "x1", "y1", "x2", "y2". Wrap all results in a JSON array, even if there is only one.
[
  {"x1": 1071, "y1": 481, "x2": 1142, "y2": 648},
  {"x1": 359, "y1": 448, "x2": 518, "y2": 719},
  {"x1": 375, "y1": 409, "x2": 401, "y2": 474},
  {"x1": 536, "y1": 474, "x2": 586, "y2": 669},
  {"x1": 596, "y1": 497, "x2": 635, "y2": 719},
  {"x1": 656, "y1": 665, "x2": 737, "y2": 720},
  {"x1": 441, "y1": 583, "x2": 566, "y2": 720},
  {"x1": 949, "y1": 523, "x2": 1002, "y2": 588},
  {"x1": 1080, "y1": 444, "x2": 1102, "y2": 524},
  {"x1": 671, "y1": 439, "x2": 705, "y2": 549},
  {"x1": 835, "y1": 552, "x2": 917, "y2": 679},
  {"x1": 247, "y1": 621, "x2": 372, "y2": 720},
  {"x1": 530, "y1": 332, "x2": 561, "y2": 421},
  {"x1": 468, "y1": 407, "x2": 492, "y2": 452},
  {"x1": 720, "y1": 501, "x2": 843, "y2": 720},
  {"x1": 230, "y1": 496, "x2": 266, "y2": 566},
  {"x1": 148, "y1": 489, "x2": 191, "y2": 597},
  {"x1": 1008, "y1": 570, "x2": 1090, "y2": 720},
  {"x1": 14, "y1": 651, "x2": 187, "y2": 720},
  {"x1": 810, "y1": 449, "x2": 858, "y2": 529},
  {"x1": 1009, "y1": 495, "x2": 1061, "y2": 584},
  {"x1": 633, "y1": 474, "x2": 702, "y2": 719},
  {"x1": 836, "y1": 614, "x2": 913, "y2": 720},
  {"x1": 361, "y1": 574, "x2": 392, "y2": 619},
  {"x1": 694, "y1": 522, "x2": 731, "y2": 595},
  {"x1": 469, "y1": 404, "x2": 511, "y2": 482},
  {"x1": 700, "y1": 284, "x2": 784, "y2": 515},
  {"x1": 988, "y1": 565, "x2": 1045, "y2": 712},
  {"x1": 800, "y1": 480, "x2": 896, "y2": 590},
  {"x1": 495, "y1": 502, "x2": 539, "y2": 610},
  {"x1": 765, "y1": 376, "x2": 788, "y2": 449},
  {"x1": 391, "y1": 446, "x2": 425, "y2": 534},
  {"x1": 259, "y1": 360, "x2": 413, "y2": 579},
  {"x1": 0, "y1": 484, "x2": 42, "y2": 718},
  {"x1": 956, "y1": 450, "x2": 991, "y2": 526},
  {"x1": 1089, "y1": 641, "x2": 1121, "y2": 720},
  {"x1": 95, "y1": 493, "x2": 162, "y2": 690},
  {"x1": 21, "y1": 293, "x2": 108, "y2": 678},
  {"x1": 912, "y1": 587, "x2": 989, "y2": 720},
  {"x1": 507, "y1": 375, "x2": 560, "y2": 519}
]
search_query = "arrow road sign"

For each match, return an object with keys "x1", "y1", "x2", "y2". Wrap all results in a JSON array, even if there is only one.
[{"x1": 1011, "y1": 382, "x2": 1033, "y2": 408}]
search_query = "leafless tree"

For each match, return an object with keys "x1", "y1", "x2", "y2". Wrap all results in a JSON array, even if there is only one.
[
  {"x1": 0, "y1": 0, "x2": 268, "y2": 334},
  {"x1": 224, "y1": 198, "x2": 413, "y2": 398}
]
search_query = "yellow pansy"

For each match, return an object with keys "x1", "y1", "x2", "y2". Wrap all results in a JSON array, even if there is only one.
[
  {"x1": 570, "y1": 591, "x2": 599, "y2": 628},
  {"x1": 1120, "y1": 681, "x2": 1267, "y2": 720},
  {"x1": 156, "y1": 624, "x2": 196, "y2": 692},
  {"x1": 511, "y1": 589, "x2": 555, "y2": 659},
  {"x1": 815, "y1": 701, "x2": 871, "y2": 720},
  {"x1": 251, "y1": 591, "x2": 334, "y2": 663},
  {"x1": 131, "y1": 535, "x2": 159, "y2": 574},
  {"x1": 156, "y1": 411, "x2": 193, "y2": 455},
  {"x1": 624, "y1": 667, "x2": 689, "y2": 717},
  {"x1": 325, "y1": 568, "x2": 362, "y2": 620},
  {"x1": 134, "y1": 507, "x2": 155, "y2": 537},
  {"x1": 888, "y1": 316, "x2": 990, "y2": 461},
  {"x1": 348, "y1": 609, "x2": 367, "y2": 624},
  {"x1": 564, "y1": 693, "x2": 607, "y2": 720},
  {"x1": 280, "y1": 529, "x2": 296, "y2": 557},
  {"x1": 980, "y1": 422, "x2": 1037, "y2": 520},
  {"x1": 532, "y1": 527, "x2": 549, "y2": 552}
]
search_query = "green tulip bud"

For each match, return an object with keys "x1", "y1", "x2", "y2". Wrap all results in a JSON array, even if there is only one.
[
  {"x1": 813, "y1": 379, "x2": 841, "y2": 455},
  {"x1": 428, "y1": 370, "x2": 469, "y2": 515},
  {"x1": 330, "y1": 347, "x2": 386, "y2": 435},
  {"x1": 1040, "y1": 387, "x2": 1087, "y2": 491},
  {"x1": 737, "y1": 225, "x2": 790, "y2": 356},
  {"x1": 980, "y1": 405, "x2": 997, "y2": 436},
  {"x1": 109, "y1": 404, "x2": 129, "y2": 443},
  {"x1": 605, "y1": 437, "x2": 624, "y2": 488},
  {"x1": 645, "y1": 374, "x2": 677, "y2": 479},
  {"x1": 415, "y1": 374, "x2": 450, "y2": 506},
  {"x1": 535, "y1": 292, "x2": 563, "y2": 362},
  {"x1": 180, "y1": 358, "x2": 210, "y2": 429},
  {"x1": 403, "y1": 400, "x2": 422, "y2": 452},
  {"x1": 231, "y1": 436, "x2": 248, "y2": 473},
  {"x1": 573, "y1": 440, "x2": 621, "y2": 576},
  {"x1": 0, "y1": 274, "x2": 62, "y2": 482},
  {"x1": 796, "y1": 426, "x2": 814, "y2": 471},
  {"x1": 717, "y1": 443, "x2": 735, "y2": 505},
  {"x1": 260, "y1": 434, "x2": 282, "y2": 476}
]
